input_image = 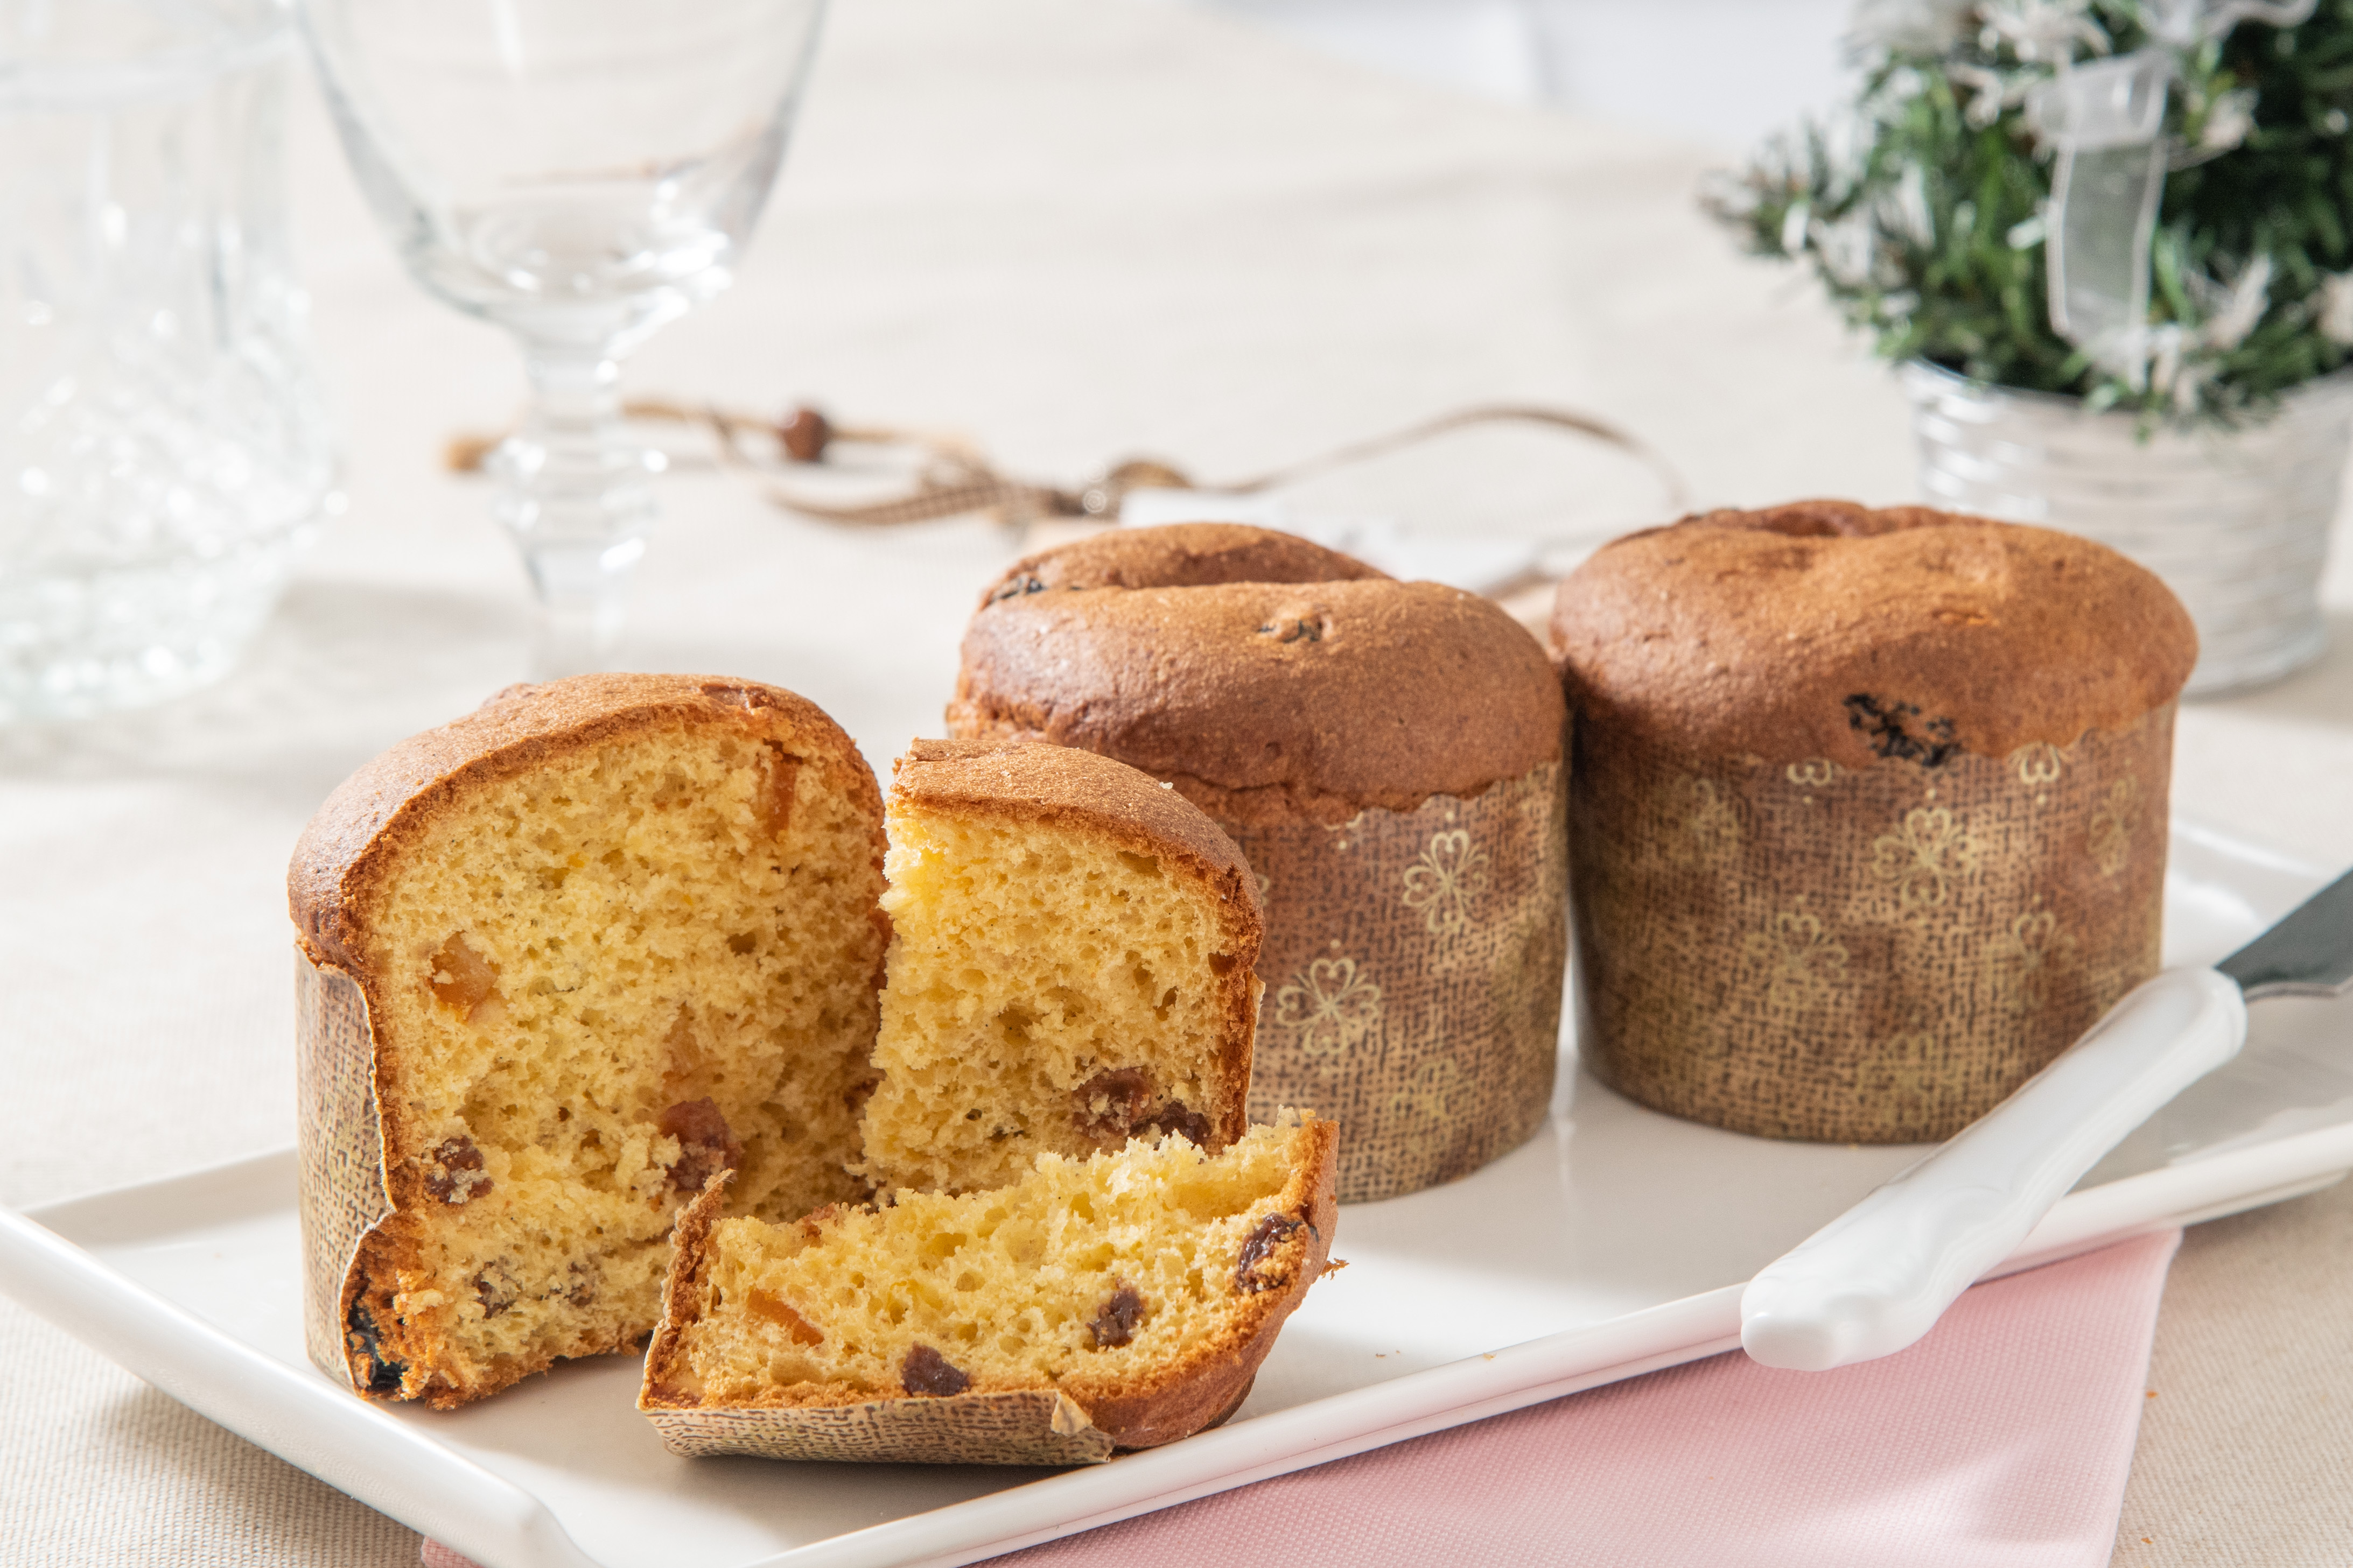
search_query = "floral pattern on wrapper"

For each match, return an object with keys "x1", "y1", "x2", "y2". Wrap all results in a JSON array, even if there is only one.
[
  {"x1": 1228, "y1": 761, "x2": 1568, "y2": 1202},
  {"x1": 1273, "y1": 957, "x2": 1384, "y2": 1058},
  {"x1": 1570, "y1": 708, "x2": 2174, "y2": 1144},
  {"x1": 1742, "y1": 906, "x2": 1851, "y2": 1010},
  {"x1": 1401, "y1": 829, "x2": 1491, "y2": 934},
  {"x1": 2089, "y1": 777, "x2": 2142, "y2": 876},
  {"x1": 1869, "y1": 806, "x2": 1984, "y2": 915}
]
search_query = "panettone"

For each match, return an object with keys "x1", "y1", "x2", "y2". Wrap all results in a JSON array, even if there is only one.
[
  {"x1": 950, "y1": 523, "x2": 1570, "y2": 1202},
  {"x1": 641, "y1": 735, "x2": 1330, "y2": 1465},
  {"x1": 857, "y1": 737, "x2": 1264, "y2": 1194},
  {"x1": 288, "y1": 675, "x2": 888, "y2": 1407},
  {"x1": 640, "y1": 1114, "x2": 1338, "y2": 1464},
  {"x1": 1549, "y1": 500, "x2": 2199, "y2": 1142}
]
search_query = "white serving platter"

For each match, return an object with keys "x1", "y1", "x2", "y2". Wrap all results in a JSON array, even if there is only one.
[{"x1": 5, "y1": 820, "x2": 2350, "y2": 1568}]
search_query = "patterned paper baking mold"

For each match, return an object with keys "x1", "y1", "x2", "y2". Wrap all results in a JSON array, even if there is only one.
[
  {"x1": 1569, "y1": 707, "x2": 2175, "y2": 1143},
  {"x1": 645, "y1": 1389, "x2": 1117, "y2": 1465},
  {"x1": 295, "y1": 954, "x2": 391, "y2": 1390},
  {"x1": 1227, "y1": 760, "x2": 1568, "y2": 1202}
]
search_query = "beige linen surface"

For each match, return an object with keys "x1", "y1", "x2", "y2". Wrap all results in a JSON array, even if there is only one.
[{"x1": 3, "y1": 2, "x2": 2350, "y2": 1563}]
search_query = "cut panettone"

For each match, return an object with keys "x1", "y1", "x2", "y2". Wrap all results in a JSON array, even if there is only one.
[
  {"x1": 638, "y1": 734, "x2": 1321, "y2": 1465},
  {"x1": 639, "y1": 1114, "x2": 1339, "y2": 1463},
  {"x1": 856, "y1": 737, "x2": 1264, "y2": 1196},
  {"x1": 289, "y1": 675, "x2": 889, "y2": 1408}
]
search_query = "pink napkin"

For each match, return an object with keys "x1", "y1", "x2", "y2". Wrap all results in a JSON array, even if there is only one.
[
  {"x1": 996, "y1": 1230, "x2": 2179, "y2": 1568},
  {"x1": 422, "y1": 1229, "x2": 2177, "y2": 1568}
]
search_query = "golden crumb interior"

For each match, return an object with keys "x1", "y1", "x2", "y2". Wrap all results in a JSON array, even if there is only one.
[
  {"x1": 364, "y1": 721, "x2": 881, "y2": 1393},
  {"x1": 668, "y1": 1120, "x2": 1317, "y2": 1402},
  {"x1": 859, "y1": 802, "x2": 1241, "y2": 1194}
]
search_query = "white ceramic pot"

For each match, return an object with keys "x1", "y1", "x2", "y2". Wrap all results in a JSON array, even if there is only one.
[{"x1": 1903, "y1": 360, "x2": 2353, "y2": 695}]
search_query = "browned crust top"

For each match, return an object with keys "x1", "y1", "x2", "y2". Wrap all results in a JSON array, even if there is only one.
[
  {"x1": 975, "y1": 522, "x2": 1388, "y2": 610},
  {"x1": 953, "y1": 539, "x2": 1565, "y2": 819},
  {"x1": 638, "y1": 1117, "x2": 1340, "y2": 1454},
  {"x1": 892, "y1": 736, "x2": 1259, "y2": 911},
  {"x1": 288, "y1": 673, "x2": 883, "y2": 974},
  {"x1": 1547, "y1": 500, "x2": 2198, "y2": 768}
]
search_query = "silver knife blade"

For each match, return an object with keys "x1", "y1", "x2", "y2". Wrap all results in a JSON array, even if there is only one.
[{"x1": 2216, "y1": 866, "x2": 2353, "y2": 1001}]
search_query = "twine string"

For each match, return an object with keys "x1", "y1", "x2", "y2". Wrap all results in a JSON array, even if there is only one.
[{"x1": 447, "y1": 398, "x2": 1687, "y2": 529}]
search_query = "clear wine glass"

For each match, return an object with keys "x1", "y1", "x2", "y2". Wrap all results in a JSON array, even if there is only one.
[{"x1": 299, "y1": 0, "x2": 825, "y2": 672}]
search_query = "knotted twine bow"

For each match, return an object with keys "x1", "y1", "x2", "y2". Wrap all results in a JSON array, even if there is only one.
[
  {"x1": 448, "y1": 401, "x2": 1687, "y2": 532},
  {"x1": 2028, "y1": 0, "x2": 2314, "y2": 388}
]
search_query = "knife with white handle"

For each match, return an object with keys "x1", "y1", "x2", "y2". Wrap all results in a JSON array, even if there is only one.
[{"x1": 1741, "y1": 864, "x2": 2353, "y2": 1373}]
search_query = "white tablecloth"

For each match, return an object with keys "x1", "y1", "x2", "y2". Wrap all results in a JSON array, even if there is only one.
[{"x1": 5, "y1": 2, "x2": 2350, "y2": 1562}]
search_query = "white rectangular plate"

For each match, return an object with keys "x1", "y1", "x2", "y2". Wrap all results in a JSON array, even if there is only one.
[{"x1": 5, "y1": 821, "x2": 2350, "y2": 1568}]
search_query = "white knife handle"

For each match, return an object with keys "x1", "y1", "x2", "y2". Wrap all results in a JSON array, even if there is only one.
[{"x1": 1740, "y1": 967, "x2": 2247, "y2": 1372}]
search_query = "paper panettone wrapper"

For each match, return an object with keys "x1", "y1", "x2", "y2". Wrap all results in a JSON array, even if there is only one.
[
  {"x1": 294, "y1": 952, "x2": 393, "y2": 1390},
  {"x1": 1223, "y1": 758, "x2": 1568, "y2": 1202},
  {"x1": 642, "y1": 1389, "x2": 1117, "y2": 1466},
  {"x1": 1569, "y1": 706, "x2": 2175, "y2": 1143}
]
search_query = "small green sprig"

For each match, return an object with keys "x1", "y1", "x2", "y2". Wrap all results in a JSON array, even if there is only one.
[{"x1": 1705, "y1": 0, "x2": 2353, "y2": 426}]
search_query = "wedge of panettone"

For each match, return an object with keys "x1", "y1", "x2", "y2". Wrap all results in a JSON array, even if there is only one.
[
  {"x1": 290, "y1": 675, "x2": 888, "y2": 1408},
  {"x1": 641, "y1": 1114, "x2": 1337, "y2": 1464}
]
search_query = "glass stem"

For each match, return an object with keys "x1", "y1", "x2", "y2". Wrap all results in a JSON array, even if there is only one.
[{"x1": 494, "y1": 337, "x2": 656, "y2": 677}]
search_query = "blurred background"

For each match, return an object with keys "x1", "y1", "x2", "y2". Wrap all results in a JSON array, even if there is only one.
[{"x1": 1146, "y1": 0, "x2": 1855, "y2": 149}]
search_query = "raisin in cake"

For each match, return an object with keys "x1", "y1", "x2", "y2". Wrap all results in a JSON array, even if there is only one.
[
  {"x1": 640, "y1": 1114, "x2": 1338, "y2": 1464},
  {"x1": 289, "y1": 674, "x2": 888, "y2": 1407}
]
